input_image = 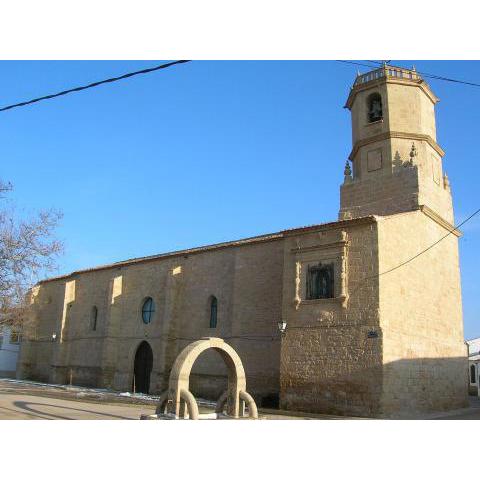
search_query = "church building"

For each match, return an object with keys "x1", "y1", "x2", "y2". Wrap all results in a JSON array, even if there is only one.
[{"x1": 18, "y1": 64, "x2": 468, "y2": 418}]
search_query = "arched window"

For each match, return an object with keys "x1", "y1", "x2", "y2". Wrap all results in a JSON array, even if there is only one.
[
  {"x1": 367, "y1": 92, "x2": 383, "y2": 123},
  {"x1": 209, "y1": 296, "x2": 218, "y2": 328},
  {"x1": 142, "y1": 297, "x2": 155, "y2": 324},
  {"x1": 471, "y1": 364, "x2": 477, "y2": 384},
  {"x1": 91, "y1": 306, "x2": 98, "y2": 331}
]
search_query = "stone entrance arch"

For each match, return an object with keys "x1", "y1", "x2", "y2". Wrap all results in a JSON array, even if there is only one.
[{"x1": 159, "y1": 337, "x2": 257, "y2": 419}]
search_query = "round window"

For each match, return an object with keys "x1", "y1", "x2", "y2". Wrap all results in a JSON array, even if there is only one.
[{"x1": 141, "y1": 297, "x2": 155, "y2": 324}]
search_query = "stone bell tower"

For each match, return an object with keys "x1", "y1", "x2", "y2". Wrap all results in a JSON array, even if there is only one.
[{"x1": 339, "y1": 64, "x2": 454, "y2": 225}]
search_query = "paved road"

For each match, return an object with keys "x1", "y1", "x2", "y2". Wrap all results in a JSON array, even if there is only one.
[
  {"x1": 0, "y1": 379, "x2": 157, "y2": 420},
  {"x1": 0, "y1": 378, "x2": 478, "y2": 419},
  {"x1": 0, "y1": 378, "x2": 339, "y2": 420},
  {"x1": 0, "y1": 393, "x2": 157, "y2": 420}
]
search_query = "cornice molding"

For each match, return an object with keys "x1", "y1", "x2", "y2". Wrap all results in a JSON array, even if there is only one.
[
  {"x1": 349, "y1": 131, "x2": 445, "y2": 161},
  {"x1": 345, "y1": 77, "x2": 439, "y2": 110},
  {"x1": 282, "y1": 216, "x2": 377, "y2": 237},
  {"x1": 290, "y1": 240, "x2": 348, "y2": 254},
  {"x1": 419, "y1": 205, "x2": 462, "y2": 237}
]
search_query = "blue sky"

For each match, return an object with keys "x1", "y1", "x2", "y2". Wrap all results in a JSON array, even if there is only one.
[{"x1": 0, "y1": 60, "x2": 478, "y2": 339}]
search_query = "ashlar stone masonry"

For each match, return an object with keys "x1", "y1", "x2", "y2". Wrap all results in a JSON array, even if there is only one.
[{"x1": 18, "y1": 64, "x2": 468, "y2": 418}]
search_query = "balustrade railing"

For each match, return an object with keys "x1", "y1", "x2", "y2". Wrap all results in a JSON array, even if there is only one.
[{"x1": 354, "y1": 65, "x2": 419, "y2": 86}]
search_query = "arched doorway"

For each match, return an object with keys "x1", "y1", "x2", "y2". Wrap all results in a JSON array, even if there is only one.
[{"x1": 133, "y1": 341, "x2": 153, "y2": 394}]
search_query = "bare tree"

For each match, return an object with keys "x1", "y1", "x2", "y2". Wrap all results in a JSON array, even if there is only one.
[{"x1": 0, "y1": 180, "x2": 63, "y2": 331}]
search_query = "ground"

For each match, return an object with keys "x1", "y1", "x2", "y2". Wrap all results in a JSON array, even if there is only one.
[
  {"x1": 0, "y1": 379, "x2": 156, "y2": 419},
  {"x1": 0, "y1": 378, "x2": 478, "y2": 420}
]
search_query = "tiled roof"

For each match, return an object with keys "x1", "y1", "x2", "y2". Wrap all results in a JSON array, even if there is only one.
[{"x1": 38, "y1": 215, "x2": 376, "y2": 284}]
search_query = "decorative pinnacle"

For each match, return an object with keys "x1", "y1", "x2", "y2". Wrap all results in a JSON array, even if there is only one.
[
  {"x1": 409, "y1": 142, "x2": 417, "y2": 164},
  {"x1": 344, "y1": 160, "x2": 352, "y2": 177},
  {"x1": 443, "y1": 173, "x2": 450, "y2": 189}
]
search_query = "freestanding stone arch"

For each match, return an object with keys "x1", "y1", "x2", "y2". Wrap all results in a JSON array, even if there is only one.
[{"x1": 166, "y1": 337, "x2": 257, "y2": 419}]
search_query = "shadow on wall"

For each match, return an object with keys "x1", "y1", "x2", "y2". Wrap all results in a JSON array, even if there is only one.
[
  {"x1": 381, "y1": 356, "x2": 468, "y2": 418},
  {"x1": 281, "y1": 356, "x2": 468, "y2": 419},
  {"x1": 185, "y1": 347, "x2": 280, "y2": 408}
]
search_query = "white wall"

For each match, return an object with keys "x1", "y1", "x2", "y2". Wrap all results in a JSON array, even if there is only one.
[
  {"x1": 467, "y1": 338, "x2": 480, "y2": 356},
  {"x1": 0, "y1": 327, "x2": 20, "y2": 377}
]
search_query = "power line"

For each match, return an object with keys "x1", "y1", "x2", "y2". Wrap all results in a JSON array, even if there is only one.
[
  {"x1": 30, "y1": 208, "x2": 480, "y2": 339},
  {"x1": 0, "y1": 60, "x2": 191, "y2": 113},
  {"x1": 337, "y1": 60, "x2": 480, "y2": 88},
  {"x1": 379, "y1": 209, "x2": 480, "y2": 276},
  {"x1": 365, "y1": 60, "x2": 480, "y2": 88},
  {"x1": 25, "y1": 207, "x2": 480, "y2": 341},
  {"x1": 352, "y1": 207, "x2": 480, "y2": 294},
  {"x1": 3, "y1": 60, "x2": 476, "y2": 114},
  {"x1": 284, "y1": 207, "x2": 480, "y2": 330}
]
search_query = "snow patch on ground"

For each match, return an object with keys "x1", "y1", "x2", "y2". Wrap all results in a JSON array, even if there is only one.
[
  {"x1": 0, "y1": 377, "x2": 216, "y2": 406},
  {"x1": 119, "y1": 391, "x2": 161, "y2": 401},
  {"x1": 1, "y1": 377, "x2": 110, "y2": 394}
]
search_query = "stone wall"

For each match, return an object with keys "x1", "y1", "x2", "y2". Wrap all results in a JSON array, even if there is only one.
[
  {"x1": 342, "y1": 70, "x2": 454, "y2": 225},
  {"x1": 18, "y1": 236, "x2": 284, "y2": 404},
  {"x1": 17, "y1": 209, "x2": 468, "y2": 417},
  {"x1": 339, "y1": 153, "x2": 420, "y2": 220},
  {"x1": 377, "y1": 210, "x2": 468, "y2": 417},
  {"x1": 16, "y1": 67, "x2": 468, "y2": 418},
  {"x1": 279, "y1": 218, "x2": 384, "y2": 417}
]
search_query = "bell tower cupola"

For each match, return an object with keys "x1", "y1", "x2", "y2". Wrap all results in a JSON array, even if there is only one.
[{"x1": 339, "y1": 64, "x2": 454, "y2": 224}]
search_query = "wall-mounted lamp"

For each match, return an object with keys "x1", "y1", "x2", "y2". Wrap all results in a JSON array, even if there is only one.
[
  {"x1": 277, "y1": 320, "x2": 287, "y2": 335},
  {"x1": 51, "y1": 332, "x2": 57, "y2": 342}
]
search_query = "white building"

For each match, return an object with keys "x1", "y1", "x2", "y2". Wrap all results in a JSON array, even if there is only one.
[
  {"x1": 467, "y1": 338, "x2": 480, "y2": 396},
  {"x1": 0, "y1": 327, "x2": 21, "y2": 378}
]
